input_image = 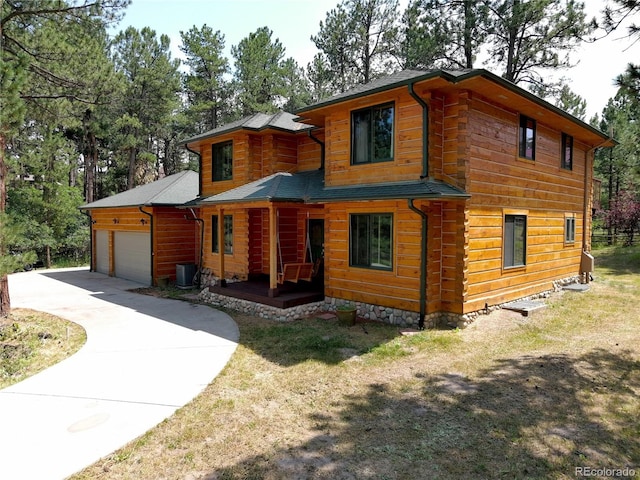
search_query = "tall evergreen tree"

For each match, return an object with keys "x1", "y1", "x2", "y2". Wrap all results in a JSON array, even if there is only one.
[
  {"x1": 485, "y1": 0, "x2": 593, "y2": 89},
  {"x1": 399, "y1": 0, "x2": 489, "y2": 69},
  {"x1": 311, "y1": 0, "x2": 399, "y2": 92},
  {"x1": 0, "y1": 0, "x2": 128, "y2": 317},
  {"x1": 231, "y1": 27, "x2": 288, "y2": 116},
  {"x1": 109, "y1": 26, "x2": 181, "y2": 189},
  {"x1": 180, "y1": 25, "x2": 231, "y2": 133}
]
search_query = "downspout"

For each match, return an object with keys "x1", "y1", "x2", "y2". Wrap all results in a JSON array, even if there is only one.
[
  {"x1": 408, "y1": 82, "x2": 429, "y2": 179},
  {"x1": 185, "y1": 144, "x2": 202, "y2": 197},
  {"x1": 139, "y1": 206, "x2": 154, "y2": 285},
  {"x1": 407, "y1": 81, "x2": 430, "y2": 329},
  {"x1": 408, "y1": 199, "x2": 428, "y2": 330},
  {"x1": 186, "y1": 208, "x2": 205, "y2": 288},
  {"x1": 81, "y1": 210, "x2": 94, "y2": 272},
  {"x1": 308, "y1": 130, "x2": 325, "y2": 170}
]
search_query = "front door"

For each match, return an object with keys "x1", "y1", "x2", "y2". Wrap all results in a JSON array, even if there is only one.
[{"x1": 308, "y1": 219, "x2": 324, "y2": 284}]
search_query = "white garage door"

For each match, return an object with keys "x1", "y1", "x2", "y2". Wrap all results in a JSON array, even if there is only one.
[
  {"x1": 95, "y1": 230, "x2": 109, "y2": 275},
  {"x1": 114, "y1": 232, "x2": 151, "y2": 285}
]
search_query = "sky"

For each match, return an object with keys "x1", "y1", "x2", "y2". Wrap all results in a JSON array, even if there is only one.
[{"x1": 111, "y1": 0, "x2": 640, "y2": 120}]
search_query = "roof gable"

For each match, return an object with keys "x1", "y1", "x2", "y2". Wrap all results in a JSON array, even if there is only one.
[{"x1": 182, "y1": 111, "x2": 313, "y2": 146}]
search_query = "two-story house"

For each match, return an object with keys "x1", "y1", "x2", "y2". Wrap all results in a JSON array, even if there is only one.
[
  {"x1": 84, "y1": 68, "x2": 612, "y2": 328},
  {"x1": 180, "y1": 69, "x2": 613, "y2": 328}
]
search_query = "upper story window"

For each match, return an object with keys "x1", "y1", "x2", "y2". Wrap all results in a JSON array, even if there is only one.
[
  {"x1": 561, "y1": 133, "x2": 573, "y2": 170},
  {"x1": 351, "y1": 103, "x2": 394, "y2": 165},
  {"x1": 212, "y1": 141, "x2": 232, "y2": 181},
  {"x1": 350, "y1": 213, "x2": 393, "y2": 270},
  {"x1": 518, "y1": 115, "x2": 536, "y2": 160}
]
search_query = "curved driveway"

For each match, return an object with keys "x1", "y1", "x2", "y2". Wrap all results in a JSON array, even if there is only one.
[{"x1": 1, "y1": 268, "x2": 238, "y2": 480}]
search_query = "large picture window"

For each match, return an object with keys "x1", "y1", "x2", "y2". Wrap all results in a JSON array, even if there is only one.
[
  {"x1": 561, "y1": 133, "x2": 573, "y2": 170},
  {"x1": 212, "y1": 214, "x2": 233, "y2": 254},
  {"x1": 504, "y1": 214, "x2": 527, "y2": 268},
  {"x1": 351, "y1": 103, "x2": 394, "y2": 164},
  {"x1": 519, "y1": 115, "x2": 536, "y2": 160},
  {"x1": 212, "y1": 141, "x2": 233, "y2": 181},
  {"x1": 350, "y1": 213, "x2": 393, "y2": 270}
]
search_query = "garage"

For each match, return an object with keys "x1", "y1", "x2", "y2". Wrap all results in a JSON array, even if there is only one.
[
  {"x1": 80, "y1": 170, "x2": 199, "y2": 286},
  {"x1": 95, "y1": 230, "x2": 109, "y2": 275},
  {"x1": 114, "y1": 231, "x2": 151, "y2": 285}
]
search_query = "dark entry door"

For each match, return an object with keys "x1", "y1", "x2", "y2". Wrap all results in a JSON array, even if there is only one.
[{"x1": 308, "y1": 219, "x2": 324, "y2": 262}]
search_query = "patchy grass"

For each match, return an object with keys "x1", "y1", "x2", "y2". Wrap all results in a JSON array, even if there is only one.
[
  {"x1": 72, "y1": 246, "x2": 639, "y2": 480},
  {"x1": 0, "y1": 308, "x2": 86, "y2": 389}
]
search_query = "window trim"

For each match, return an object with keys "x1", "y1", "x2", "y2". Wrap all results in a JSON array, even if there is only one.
[
  {"x1": 561, "y1": 133, "x2": 573, "y2": 170},
  {"x1": 349, "y1": 213, "x2": 393, "y2": 271},
  {"x1": 350, "y1": 102, "x2": 395, "y2": 165},
  {"x1": 503, "y1": 213, "x2": 527, "y2": 269},
  {"x1": 564, "y1": 213, "x2": 576, "y2": 245},
  {"x1": 212, "y1": 140, "x2": 233, "y2": 182},
  {"x1": 518, "y1": 115, "x2": 536, "y2": 161}
]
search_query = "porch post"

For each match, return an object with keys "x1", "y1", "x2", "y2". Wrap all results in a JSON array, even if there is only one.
[
  {"x1": 218, "y1": 206, "x2": 226, "y2": 287},
  {"x1": 268, "y1": 204, "x2": 278, "y2": 297}
]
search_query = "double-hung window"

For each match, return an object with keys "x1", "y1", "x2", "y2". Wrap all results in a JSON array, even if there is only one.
[
  {"x1": 561, "y1": 133, "x2": 573, "y2": 170},
  {"x1": 519, "y1": 115, "x2": 536, "y2": 160},
  {"x1": 504, "y1": 214, "x2": 527, "y2": 268},
  {"x1": 350, "y1": 213, "x2": 393, "y2": 270},
  {"x1": 212, "y1": 214, "x2": 233, "y2": 254},
  {"x1": 212, "y1": 141, "x2": 233, "y2": 181},
  {"x1": 351, "y1": 103, "x2": 394, "y2": 164}
]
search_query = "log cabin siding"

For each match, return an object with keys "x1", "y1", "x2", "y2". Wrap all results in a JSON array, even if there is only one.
[
  {"x1": 459, "y1": 93, "x2": 590, "y2": 312},
  {"x1": 153, "y1": 207, "x2": 198, "y2": 281},
  {"x1": 297, "y1": 133, "x2": 323, "y2": 171},
  {"x1": 324, "y1": 90, "x2": 426, "y2": 187},
  {"x1": 324, "y1": 200, "x2": 426, "y2": 313}
]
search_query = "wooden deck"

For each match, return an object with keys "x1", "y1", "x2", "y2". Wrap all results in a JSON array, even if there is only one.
[{"x1": 208, "y1": 277, "x2": 324, "y2": 309}]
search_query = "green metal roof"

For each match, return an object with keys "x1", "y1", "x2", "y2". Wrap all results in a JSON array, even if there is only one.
[
  {"x1": 80, "y1": 170, "x2": 199, "y2": 209},
  {"x1": 195, "y1": 169, "x2": 469, "y2": 205}
]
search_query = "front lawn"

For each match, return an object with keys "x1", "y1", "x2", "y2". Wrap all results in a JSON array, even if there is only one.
[{"x1": 73, "y1": 246, "x2": 640, "y2": 479}]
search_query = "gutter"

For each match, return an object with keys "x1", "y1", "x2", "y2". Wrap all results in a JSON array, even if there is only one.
[
  {"x1": 308, "y1": 130, "x2": 325, "y2": 170},
  {"x1": 139, "y1": 207, "x2": 154, "y2": 285},
  {"x1": 408, "y1": 82, "x2": 429, "y2": 179},
  {"x1": 185, "y1": 144, "x2": 202, "y2": 197},
  {"x1": 407, "y1": 199, "x2": 428, "y2": 330},
  {"x1": 186, "y1": 208, "x2": 205, "y2": 289}
]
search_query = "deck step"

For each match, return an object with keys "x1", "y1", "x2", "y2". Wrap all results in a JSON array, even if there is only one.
[{"x1": 503, "y1": 300, "x2": 546, "y2": 317}]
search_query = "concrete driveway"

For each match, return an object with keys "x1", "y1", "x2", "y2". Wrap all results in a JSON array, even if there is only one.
[{"x1": 1, "y1": 268, "x2": 239, "y2": 480}]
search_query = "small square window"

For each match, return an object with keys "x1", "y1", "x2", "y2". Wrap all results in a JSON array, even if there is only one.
[
  {"x1": 561, "y1": 133, "x2": 573, "y2": 170},
  {"x1": 519, "y1": 115, "x2": 536, "y2": 160},
  {"x1": 504, "y1": 214, "x2": 527, "y2": 268},
  {"x1": 213, "y1": 141, "x2": 232, "y2": 181}
]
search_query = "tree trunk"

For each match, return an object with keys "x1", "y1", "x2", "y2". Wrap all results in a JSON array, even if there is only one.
[
  {"x1": 127, "y1": 147, "x2": 137, "y2": 190},
  {"x1": 0, "y1": 133, "x2": 10, "y2": 317}
]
